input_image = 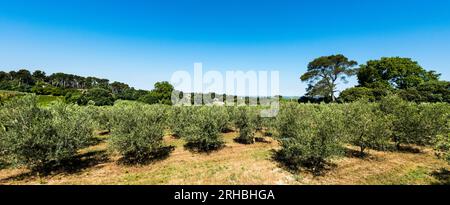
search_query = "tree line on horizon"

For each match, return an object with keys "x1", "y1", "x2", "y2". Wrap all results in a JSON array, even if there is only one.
[
  {"x1": 0, "y1": 69, "x2": 271, "y2": 106},
  {"x1": 1, "y1": 55, "x2": 449, "y2": 106},
  {"x1": 0, "y1": 70, "x2": 142, "y2": 104}
]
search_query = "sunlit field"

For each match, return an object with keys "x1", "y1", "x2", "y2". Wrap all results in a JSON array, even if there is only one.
[{"x1": 1, "y1": 95, "x2": 449, "y2": 185}]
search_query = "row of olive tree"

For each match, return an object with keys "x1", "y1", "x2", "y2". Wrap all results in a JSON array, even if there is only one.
[
  {"x1": 168, "y1": 106, "x2": 236, "y2": 152},
  {"x1": 2, "y1": 95, "x2": 448, "y2": 172},
  {"x1": 168, "y1": 105, "x2": 268, "y2": 150},
  {"x1": 275, "y1": 96, "x2": 450, "y2": 173},
  {"x1": 0, "y1": 95, "x2": 95, "y2": 171},
  {"x1": 0, "y1": 97, "x2": 268, "y2": 171},
  {"x1": 0, "y1": 97, "x2": 174, "y2": 170}
]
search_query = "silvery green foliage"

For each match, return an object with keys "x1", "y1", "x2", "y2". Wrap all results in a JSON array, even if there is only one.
[
  {"x1": 417, "y1": 103, "x2": 450, "y2": 145},
  {"x1": 435, "y1": 133, "x2": 450, "y2": 163},
  {"x1": 380, "y1": 95, "x2": 450, "y2": 148},
  {"x1": 260, "y1": 112, "x2": 277, "y2": 137},
  {"x1": 84, "y1": 105, "x2": 113, "y2": 133},
  {"x1": 0, "y1": 95, "x2": 94, "y2": 171},
  {"x1": 183, "y1": 106, "x2": 225, "y2": 152},
  {"x1": 0, "y1": 114, "x2": 8, "y2": 169},
  {"x1": 344, "y1": 101, "x2": 392, "y2": 155},
  {"x1": 169, "y1": 105, "x2": 196, "y2": 138},
  {"x1": 108, "y1": 102, "x2": 168, "y2": 163},
  {"x1": 215, "y1": 106, "x2": 232, "y2": 133},
  {"x1": 234, "y1": 107, "x2": 256, "y2": 144},
  {"x1": 226, "y1": 106, "x2": 239, "y2": 130},
  {"x1": 275, "y1": 103, "x2": 345, "y2": 171}
]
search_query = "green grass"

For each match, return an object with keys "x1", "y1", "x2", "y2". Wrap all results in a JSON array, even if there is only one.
[
  {"x1": 0, "y1": 90, "x2": 25, "y2": 103},
  {"x1": 1, "y1": 90, "x2": 63, "y2": 106},
  {"x1": 1, "y1": 118, "x2": 449, "y2": 185},
  {"x1": 363, "y1": 166, "x2": 438, "y2": 185},
  {"x1": 37, "y1": 95, "x2": 64, "y2": 106},
  {"x1": 0, "y1": 90, "x2": 21, "y2": 94}
]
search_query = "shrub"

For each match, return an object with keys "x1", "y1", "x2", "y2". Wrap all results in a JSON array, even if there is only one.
[
  {"x1": 226, "y1": 106, "x2": 239, "y2": 130},
  {"x1": 169, "y1": 106, "x2": 195, "y2": 138},
  {"x1": 215, "y1": 106, "x2": 232, "y2": 133},
  {"x1": 170, "y1": 105, "x2": 231, "y2": 137},
  {"x1": 435, "y1": 134, "x2": 450, "y2": 163},
  {"x1": 138, "y1": 81, "x2": 174, "y2": 105},
  {"x1": 31, "y1": 82, "x2": 70, "y2": 97},
  {"x1": 234, "y1": 107, "x2": 256, "y2": 144},
  {"x1": 84, "y1": 105, "x2": 113, "y2": 133},
  {"x1": 0, "y1": 95, "x2": 94, "y2": 171},
  {"x1": 78, "y1": 88, "x2": 115, "y2": 106},
  {"x1": 380, "y1": 95, "x2": 450, "y2": 149},
  {"x1": 344, "y1": 101, "x2": 392, "y2": 156},
  {"x1": 0, "y1": 91, "x2": 25, "y2": 105},
  {"x1": 339, "y1": 87, "x2": 390, "y2": 103},
  {"x1": 253, "y1": 108, "x2": 264, "y2": 131},
  {"x1": 65, "y1": 90, "x2": 83, "y2": 104},
  {"x1": 275, "y1": 103, "x2": 345, "y2": 172},
  {"x1": 262, "y1": 116, "x2": 277, "y2": 137},
  {"x1": 183, "y1": 106, "x2": 225, "y2": 152},
  {"x1": 137, "y1": 91, "x2": 159, "y2": 104},
  {"x1": 417, "y1": 103, "x2": 450, "y2": 145},
  {"x1": 339, "y1": 87, "x2": 377, "y2": 102},
  {"x1": 0, "y1": 126, "x2": 8, "y2": 169},
  {"x1": 108, "y1": 103, "x2": 171, "y2": 163},
  {"x1": 31, "y1": 82, "x2": 54, "y2": 95}
]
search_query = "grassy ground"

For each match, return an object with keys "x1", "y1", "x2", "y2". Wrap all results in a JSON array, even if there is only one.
[
  {"x1": 1, "y1": 90, "x2": 63, "y2": 106},
  {"x1": 1, "y1": 131, "x2": 449, "y2": 185},
  {"x1": 0, "y1": 90, "x2": 24, "y2": 102},
  {"x1": 36, "y1": 95, "x2": 64, "y2": 106}
]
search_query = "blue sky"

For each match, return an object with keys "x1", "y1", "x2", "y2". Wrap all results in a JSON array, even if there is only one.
[{"x1": 1, "y1": 0, "x2": 450, "y2": 96}]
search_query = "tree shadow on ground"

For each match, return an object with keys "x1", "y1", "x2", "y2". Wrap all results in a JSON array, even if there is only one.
[
  {"x1": 396, "y1": 145, "x2": 423, "y2": 154},
  {"x1": 353, "y1": 143, "x2": 425, "y2": 155},
  {"x1": 343, "y1": 147, "x2": 382, "y2": 161},
  {"x1": 233, "y1": 138, "x2": 253, "y2": 144},
  {"x1": 117, "y1": 146, "x2": 175, "y2": 166},
  {"x1": 170, "y1": 134, "x2": 182, "y2": 139},
  {"x1": 263, "y1": 132, "x2": 274, "y2": 137},
  {"x1": 431, "y1": 168, "x2": 450, "y2": 185},
  {"x1": 0, "y1": 160, "x2": 9, "y2": 170},
  {"x1": 0, "y1": 150, "x2": 110, "y2": 183},
  {"x1": 87, "y1": 137, "x2": 105, "y2": 146},
  {"x1": 96, "y1": 130, "x2": 110, "y2": 136},
  {"x1": 346, "y1": 148, "x2": 368, "y2": 158},
  {"x1": 184, "y1": 142, "x2": 225, "y2": 154},
  {"x1": 270, "y1": 149, "x2": 337, "y2": 177},
  {"x1": 255, "y1": 137, "x2": 272, "y2": 144},
  {"x1": 221, "y1": 128, "x2": 235, "y2": 134},
  {"x1": 85, "y1": 134, "x2": 109, "y2": 148},
  {"x1": 377, "y1": 144, "x2": 423, "y2": 154}
]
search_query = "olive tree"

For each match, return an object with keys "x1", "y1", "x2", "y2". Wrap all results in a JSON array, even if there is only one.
[
  {"x1": 435, "y1": 134, "x2": 450, "y2": 163},
  {"x1": 109, "y1": 103, "x2": 170, "y2": 163},
  {"x1": 344, "y1": 101, "x2": 392, "y2": 156},
  {"x1": 169, "y1": 106, "x2": 195, "y2": 138},
  {"x1": 380, "y1": 95, "x2": 450, "y2": 149},
  {"x1": 275, "y1": 103, "x2": 345, "y2": 172},
  {"x1": 234, "y1": 107, "x2": 256, "y2": 144},
  {"x1": 215, "y1": 106, "x2": 232, "y2": 133},
  {"x1": 183, "y1": 106, "x2": 225, "y2": 152},
  {"x1": 0, "y1": 95, "x2": 94, "y2": 171}
]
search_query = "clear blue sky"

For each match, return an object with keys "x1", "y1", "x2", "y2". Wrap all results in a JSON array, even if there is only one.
[{"x1": 1, "y1": 0, "x2": 450, "y2": 96}]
